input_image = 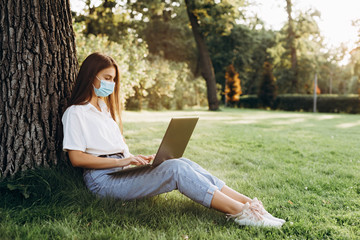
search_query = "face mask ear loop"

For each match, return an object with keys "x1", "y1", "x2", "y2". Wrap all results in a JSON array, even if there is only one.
[{"x1": 93, "y1": 76, "x2": 101, "y2": 90}]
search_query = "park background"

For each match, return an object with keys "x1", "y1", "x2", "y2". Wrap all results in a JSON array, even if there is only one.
[
  {"x1": 69, "y1": 0, "x2": 360, "y2": 112},
  {"x1": 0, "y1": 0, "x2": 359, "y2": 239}
]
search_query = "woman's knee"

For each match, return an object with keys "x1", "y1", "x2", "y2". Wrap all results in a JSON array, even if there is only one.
[
  {"x1": 178, "y1": 157, "x2": 200, "y2": 169},
  {"x1": 161, "y1": 159, "x2": 189, "y2": 173},
  {"x1": 178, "y1": 157, "x2": 191, "y2": 163}
]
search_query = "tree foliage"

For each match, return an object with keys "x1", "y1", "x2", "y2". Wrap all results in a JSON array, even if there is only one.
[
  {"x1": 73, "y1": 0, "x2": 360, "y2": 107},
  {"x1": 224, "y1": 64, "x2": 242, "y2": 106},
  {"x1": 74, "y1": 22, "x2": 207, "y2": 111},
  {"x1": 74, "y1": 0, "x2": 131, "y2": 42},
  {"x1": 207, "y1": 24, "x2": 276, "y2": 96},
  {"x1": 269, "y1": 7, "x2": 324, "y2": 94},
  {"x1": 285, "y1": 0, "x2": 298, "y2": 93},
  {"x1": 258, "y1": 62, "x2": 277, "y2": 108},
  {"x1": 125, "y1": 0, "x2": 197, "y2": 66}
]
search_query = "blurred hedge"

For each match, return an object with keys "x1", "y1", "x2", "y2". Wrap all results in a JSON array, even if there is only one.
[{"x1": 238, "y1": 94, "x2": 360, "y2": 113}]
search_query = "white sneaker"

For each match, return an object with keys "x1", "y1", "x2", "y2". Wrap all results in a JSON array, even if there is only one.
[
  {"x1": 250, "y1": 197, "x2": 286, "y2": 224},
  {"x1": 227, "y1": 202, "x2": 283, "y2": 228}
]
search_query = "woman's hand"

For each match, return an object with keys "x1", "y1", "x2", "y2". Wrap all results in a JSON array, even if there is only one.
[{"x1": 128, "y1": 155, "x2": 151, "y2": 166}]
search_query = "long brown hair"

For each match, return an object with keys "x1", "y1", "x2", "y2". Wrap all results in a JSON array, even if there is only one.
[{"x1": 68, "y1": 52, "x2": 123, "y2": 132}]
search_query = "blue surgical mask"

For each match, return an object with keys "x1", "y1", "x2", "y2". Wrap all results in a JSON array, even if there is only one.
[{"x1": 93, "y1": 76, "x2": 115, "y2": 97}]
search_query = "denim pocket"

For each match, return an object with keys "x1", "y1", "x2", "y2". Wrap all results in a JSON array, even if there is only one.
[{"x1": 83, "y1": 170, "x2": 101, "y2": 194}]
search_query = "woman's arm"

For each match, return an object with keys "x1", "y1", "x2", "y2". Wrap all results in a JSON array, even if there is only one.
[{"x1": 68, "y1": 150, "x2": 154, "y2": 169}]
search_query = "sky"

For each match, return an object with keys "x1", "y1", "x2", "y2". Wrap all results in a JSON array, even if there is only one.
[{"x1": 70, "y1": 0, "x2": 360, "y2": 51}]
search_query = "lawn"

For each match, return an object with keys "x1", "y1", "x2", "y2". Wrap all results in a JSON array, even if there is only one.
[{"x1": 1, "y1": 108, "x2": 359, "y2": 239}]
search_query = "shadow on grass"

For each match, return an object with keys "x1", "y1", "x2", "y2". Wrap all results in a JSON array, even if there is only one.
[{"x1": 0, "y1": 166, "x2": 226, "y2": 232}]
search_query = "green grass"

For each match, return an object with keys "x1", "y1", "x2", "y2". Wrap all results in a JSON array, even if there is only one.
[{"x1": 1, "y1": 108, "x2": 359, "y2": 239}]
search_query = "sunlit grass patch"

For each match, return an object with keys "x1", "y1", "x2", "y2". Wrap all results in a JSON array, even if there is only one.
[{"x1": 1, "y1": 108, "x2": 359, "y2": 239}]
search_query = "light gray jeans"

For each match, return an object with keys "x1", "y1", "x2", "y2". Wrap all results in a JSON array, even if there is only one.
[{"x1": 83, "y1": 156, "x2": 225, "y2": 208}]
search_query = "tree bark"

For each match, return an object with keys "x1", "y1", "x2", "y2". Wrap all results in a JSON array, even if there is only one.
[
  {"x1": 185, "y1": 0, "x2": 219, "y2": 111},
  {"x1": 0, "y1": 0, "x2": 78, "y2": 178}
]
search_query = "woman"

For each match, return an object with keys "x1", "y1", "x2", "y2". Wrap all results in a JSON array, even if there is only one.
[{"x1": 62, "y1": 52, "x2": 285, "y2": 228}]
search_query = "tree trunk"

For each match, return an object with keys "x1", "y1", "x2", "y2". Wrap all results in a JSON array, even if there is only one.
[
  {"x1": 0, "y1": 0, "x2": 78, "y2": 178},
  {"x1": 286, "y1": 0, "x2": 298, "y2": 92},
  {"x1": 185, "y1": 0, "x2": 219, "y2": 111}
]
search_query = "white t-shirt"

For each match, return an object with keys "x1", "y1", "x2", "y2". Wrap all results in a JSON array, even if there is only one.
[{"x1": 62, "y1": 98, "x2": 131, "y2": 157}]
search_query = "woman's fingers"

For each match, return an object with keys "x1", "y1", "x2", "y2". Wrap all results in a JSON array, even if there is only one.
[
  {"x1": 132, "y1": 155, "x2": 149, "y2": 165},
  {"x1": 138, "y1": 155, "x2": 153, "y2": 162},
  {"x1": 130, "y1": 154, "x2": 156, "y2": 165},
  {"x1": 140, "y1": 154, "x2": 152, "y2": 159}
]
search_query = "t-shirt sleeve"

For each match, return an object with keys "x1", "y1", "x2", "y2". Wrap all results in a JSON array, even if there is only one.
[
  {"x1": 62, "y1": 107, "x2": 87, "y2": 152},
  {"x1": 123, "y1": 142, "x2": 132, "y2": 158}
]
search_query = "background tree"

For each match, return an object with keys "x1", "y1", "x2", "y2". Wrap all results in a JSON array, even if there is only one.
[
  {"x1": 76, "y1": 0, "x2": 216, "y2": 110},
  {"x1": 258, "y1": 62, "x2": 277, "y2": 108},
  {"x1": 0, "y1": 0, "x2": 78, "y2": 178},
  {"x1": 73, "y1": 20, "x2": 207, "y2": 111},
  {"x1": 125, "y1": 0, "x2": 197, "y2": 66},
  {"x1": 269, "y1": 7, "x2": 324, "y2": 94},
  {"x1": 207, "y1": 23, "x2": 276, "y2": 95},
  {"x1": 74, "y1": 0, "x2": 359, "y2": 104},
  {"x1": 243, "y1": 28, "x2": 276, "y2": 95},
  {"x1": 285, "y1": 0, "x2": 298, "y2": 92},
  {"x1": 127, "y1": 0, "x2": 243, "y2": 110},
  {"x1": 349, "y1": 19, "x2": 360, "y2": 95},
  {"x1": 224, "y1": 64, "x2": 242, "y2": 106},
  {"x1": 75, "y1": 0, "x2": 130, "y2": 42},
  {"x1": 316, "y1": 46, "x2": 347, "y2": 95},
  {"x1": 185, "y1": 0, "x2": 219, "y2": 110}
]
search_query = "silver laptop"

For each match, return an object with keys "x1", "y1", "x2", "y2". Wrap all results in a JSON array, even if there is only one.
[{"x1": 107, "y1": 117, "x2": 199, "y2": 175}]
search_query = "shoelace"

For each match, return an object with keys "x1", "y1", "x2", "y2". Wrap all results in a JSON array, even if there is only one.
[
  {"x1": 226, "y1": 204, "x2": 263, "y2": 221},
  {"x1": 250, "y1": 200, "x2": 266, "y2": 215}
]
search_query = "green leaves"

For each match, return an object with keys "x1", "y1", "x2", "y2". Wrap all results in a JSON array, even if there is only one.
[
  {"x1": 74, "y1": 21, "x2": 207, "y2": 110},
  {"x1": 0, "y1": 169, "x2": 53, "y2": 203},
  {"x1": 6, "y1": 183, "x2": 30, "y2": 199}
]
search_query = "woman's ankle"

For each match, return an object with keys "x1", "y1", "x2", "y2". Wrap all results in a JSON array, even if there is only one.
[{"x1": 227, "y1": 202, "x2": 245, "y2": 215}]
